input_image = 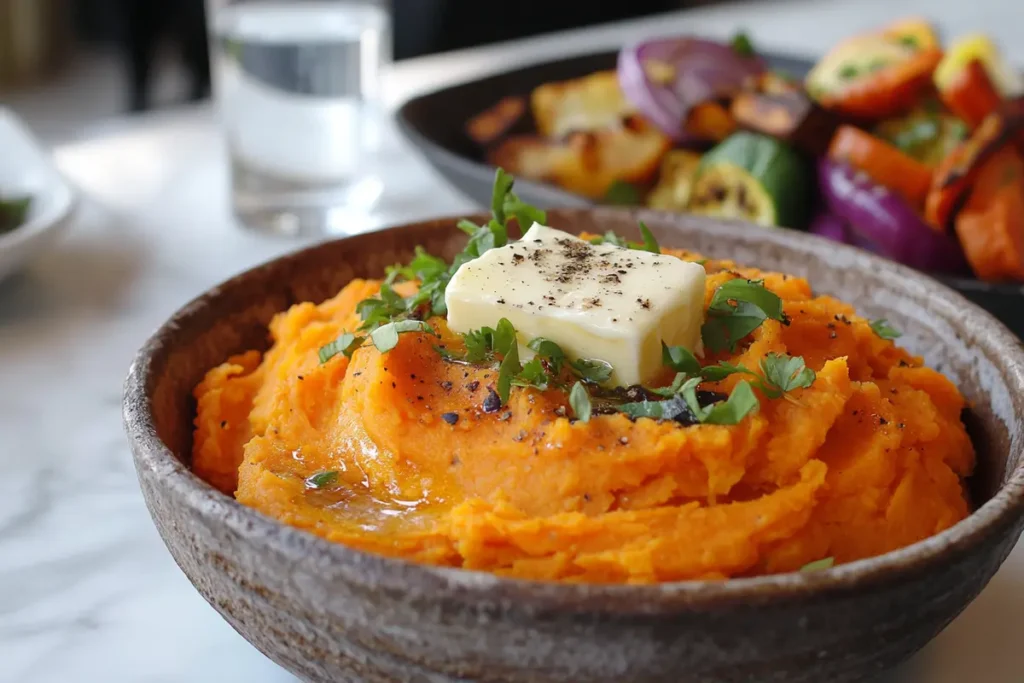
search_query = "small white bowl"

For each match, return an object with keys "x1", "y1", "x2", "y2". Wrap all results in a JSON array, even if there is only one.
[{"x1": 0, "y1": 107, "x2": 76, "y2": 282}]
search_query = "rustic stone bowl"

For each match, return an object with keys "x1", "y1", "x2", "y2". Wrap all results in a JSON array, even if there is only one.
[{"x1": 124, "y1": 209, "x2": 1024, "y2": 683}]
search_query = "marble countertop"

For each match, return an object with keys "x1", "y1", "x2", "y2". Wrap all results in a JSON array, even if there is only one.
[{"x1": 2, "y1": 1, "x2": 1022, "y2": 681}]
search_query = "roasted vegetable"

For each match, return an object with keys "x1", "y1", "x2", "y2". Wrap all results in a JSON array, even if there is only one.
[
  {"x1": 530, "y1": 70, "x2": 635, "y2": 139},
  {"x1": 874, "y1": 108, "x2": 969, "y2": 167},
  {"x1": 806, "y1": 22, "x2": 942, "y2": 121},
  {"x1": 880, "y1": 17, "x2": 941, "y2": 51},
  {"x1": 488, "y1": 121, "x2": 671, "y2": 199},
  {"x1": 924, "y1": 112, "x2": 1022, "y2": 231},
  {"x1": 646, "y1": 150, "x2": 702, "y2": 211},
  {"x1": 466, "y1": 96, "x2": 528, "y2": 146},
  {"x1": 688, "y1": 132, "x2": 811, "y2": 228},
  {"x1": 731, "y1": 89, "x2": 839, "y2": 156},
  {"x1": 954, "y1": 147, "x2": 1024, "y2": 280},
  {"x1": 934, "y1": 34, "x2": 1024, "y2": 98},
  {"x1": 828, "y1": 125, "x2": 933, "y2": 208},
  {"x1": 684, "y1": 101, "x2": 737, "y2": 142},
  {"x1": 818, "y1": 159, "x2": 967, "y2": 273},
  {"x1": 935, "y1": 60, "x2": 1003, "y2": 129},
  {"x1": 616, "y1": 36, "x2": 764, "y2": 141},
  {"x1": 809, "y1": 209, "x2": 880, "y2": 254}
]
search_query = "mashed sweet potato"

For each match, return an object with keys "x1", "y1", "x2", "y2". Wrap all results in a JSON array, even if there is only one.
[{"x1": 191, "y1": 248, "x2": 974, "y2": 583}]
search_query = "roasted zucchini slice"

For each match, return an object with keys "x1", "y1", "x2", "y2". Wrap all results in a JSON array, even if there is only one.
[
  {"x1": 688, "y1": 132, "x2": 811, "y2": 228},
  {"x1": 647, "y1": 150, "x2": 703, "y2": 211}
]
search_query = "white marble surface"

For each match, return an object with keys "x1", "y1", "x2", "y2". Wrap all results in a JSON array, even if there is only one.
[{"x1": 1, "y1": 1, "x2": 1023, "y2": 681}]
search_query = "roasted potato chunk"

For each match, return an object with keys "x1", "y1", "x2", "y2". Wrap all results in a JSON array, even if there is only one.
[
  {"x1": 530, "y1": 70, "x2": 636, "y2": 139},
  {"x1": 488, "y1": 121, "x2": 671, "y2": 199}
]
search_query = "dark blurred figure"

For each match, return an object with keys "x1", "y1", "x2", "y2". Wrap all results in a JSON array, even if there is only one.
[
  {"x1": 118, "y1": 0, "x2": 210, "y2": 112},
  {"x1": 393, "y1": 0, "x2": 682, "y2": 60}
]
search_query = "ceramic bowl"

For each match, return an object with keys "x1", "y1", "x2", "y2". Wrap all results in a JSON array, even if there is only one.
[{"x1": 124, "y1": 209, "x2": 1024, "y2": 683}]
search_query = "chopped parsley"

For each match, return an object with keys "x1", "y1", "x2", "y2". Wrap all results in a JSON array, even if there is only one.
[
  {"x1": 869, "y1": 318, "x2": 902, "y2": 340},
  {"x1": 586, "y1": 222, "x2": 661, "y2": 254},
  {"x1": 701, "y1": 278, "x2": 785, "y2": 353},
  {"x1": 698, "y1": 353, "x2": 815, "y2": 402},
  {"x1": 681, "y1": 376, "x2": 760, "y2": 425},
  {"x1": 305, "y1": 471, "x2": 339, "y2": 489},
  {"x1": 569, "y1": 381, "x2": 592, "y2": 422}
]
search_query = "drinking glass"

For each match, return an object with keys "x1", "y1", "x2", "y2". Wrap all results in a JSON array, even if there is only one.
[{"x1": 207, "y1": 0, "x2": 392, "y2": 236}]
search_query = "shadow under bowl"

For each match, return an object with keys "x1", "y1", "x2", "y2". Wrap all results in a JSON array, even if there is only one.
[{"x1": 124, "y1": 208, "x2": 1024, "y2": 683}]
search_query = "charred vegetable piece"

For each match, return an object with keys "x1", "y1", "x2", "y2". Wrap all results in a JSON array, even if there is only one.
[
  {"x1": 828, "y1": 125, "x2": 933, "y2": 208},
  {"x1": 924, "y1": 112, "x2": 1022, "y2": 231},
  {"x1": 488, "y1": 122, "x2": 671, "y2": 200},
  {"x1": 953, "y1": 147, "x2": 1024, "y2": 281},
  {"x1": 466, "y1": 96, "x2": 528, "y2": 146},
  {"x1": 688, "y1": 132, "x2": 811, "y2": 229},
  {"x1": 880, "y1": 17, "x2": 941, "y2": 51},
  {"x1": 616, "y1": 37, "x2": 765, "y2": 141},
  {"x1": 730, "y1": 89, "x2": 839, "y2": 156},
  {"x1": 936, "y1": 60, "x2": 1003, "y2": 129},
  {"x1": 818, "y1": 159, "x2": 967, "y2": 274},
  {"x1": 646, "y1": 150, "x2": 703, "y2": 211},
  {"x1": 805, "y1": 28, "x2": 942, "y2": 121},
  {"x1": 530, "y1": 70, "x2": 635, "y2": 139},
  {"x1": 934, "y1": 34, "x2": 1024, "y2": 98},
  {"x1": 0, "y1": 195, "x2": 31, "y2": 234},
  {"x1": 874, "y1": 109, "x2": 969, "y2": 167},
  {"x1": 683, "y1": 101, "x2": 737, "y2": 143}
]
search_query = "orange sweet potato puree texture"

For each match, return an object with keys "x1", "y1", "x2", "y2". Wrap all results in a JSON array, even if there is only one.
[{"x1": 191, "y1": 246, "x2": 974, "y2": 584}]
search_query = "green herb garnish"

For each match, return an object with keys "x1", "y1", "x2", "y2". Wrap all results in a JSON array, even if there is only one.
[
  {"x1": 838, "y1": 64, "x2": 860, "y2": 80},
  {"x1": 661, "y1": 342, "x2": 701, "y2": 375},
  {"x1": 604, "y1": 180, "x2": 642, "y2": 206},
  {"x1": 869, "y1": 318, "x2": 902, "y2": 340},
  {"x1": 306, "y1": 471, "x2": 339, "y2": 489},
  {"x1": 318, "y1": 332, "x2": 365, "y2": 363},
  {"x1": 496, "y1": 342, "x2": 521, "y2": 404},
  {"x1": 370, "y1": 320, "x2": 437, "y2": 353},
  {"x1": 637, "y1": 221, "x2": 660, "y2": 254},
  {"x1": 569, "y1": 381, "x2": 592, "y2": 423},
  {"x1": 647, "y1": 372, "x2": 690, "y2": 398},
  {"x1": 759, "y1": 353, "x2": 816, "y2": 398},
  {"x1": 682, "y1": 377, "x2": 759, "y2": 425},
  {"x1": 698, "y1": 353, "x2": 815, "y2": 402},
  {"x1": 527, "y1": 337, "x2": 566, "y2": 373},
  {"x1": 587, "y1": 223, "x2": 660, "y2": 254},
  {"x1": 701, "y1": 279, "x2": 785, "y2": 353},
  {"x1": 800, "y1": 557, "x2": 835, "y2": 572},
  {"x1": 617, "y1": 394, "x2": 691, "y2": 421},
  {"x1": 0, "y1": 195, "x2": 31, "y2": 233},
  {"x1": 513, "y1": 358, "x2": 550, "y2": 390},
  {"x1": 730, "y1": 30, "x2": 755, "y2": 58},
  {"x1": 570, "y1": 357, "x2": 613, "y2": 384},
  {"x1": 897, "y1": 35, "x2": 918, "y2": 49}
]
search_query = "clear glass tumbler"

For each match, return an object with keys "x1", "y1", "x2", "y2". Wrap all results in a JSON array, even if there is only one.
[{"x1": 207, "y1": 0, "x2": 392, "y2": 236}]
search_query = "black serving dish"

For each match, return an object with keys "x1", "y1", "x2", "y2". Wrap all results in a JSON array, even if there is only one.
[{"x1": 395, "y1": 49, "x2": 1024, "y2": 338}]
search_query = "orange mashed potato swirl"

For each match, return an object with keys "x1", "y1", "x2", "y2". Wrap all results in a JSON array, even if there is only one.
[{"x1": 192, "y1": 247, "x2": 974, "y2": 583}]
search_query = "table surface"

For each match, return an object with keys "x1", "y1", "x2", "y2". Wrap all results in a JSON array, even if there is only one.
[{"x1": 2, "y1": 1, "x2": 1023, "y2": 681}]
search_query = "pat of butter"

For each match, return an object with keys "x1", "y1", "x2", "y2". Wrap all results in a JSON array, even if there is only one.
[{"x1": 444, "y1": 223, "x2": 706, "y2": 387}]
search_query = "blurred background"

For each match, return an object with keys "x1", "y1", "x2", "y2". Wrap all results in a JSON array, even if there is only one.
[{"x1": 0, "y1": 0, "x2": 715, "y2": 144}]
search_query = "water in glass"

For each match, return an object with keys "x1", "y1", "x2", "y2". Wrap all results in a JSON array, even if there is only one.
[{"x1": 210, "y1": 0, "x2": 391, "y2": 235}]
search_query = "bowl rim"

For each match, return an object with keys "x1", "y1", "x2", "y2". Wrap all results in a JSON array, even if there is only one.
[{"x1": 123, "y1": 207, "x2": 1024, "y2": 612}]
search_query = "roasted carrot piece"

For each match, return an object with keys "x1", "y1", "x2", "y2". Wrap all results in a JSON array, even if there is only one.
[
  {"x1": 938, "y1": 60, "x2": 1003, "y2": 129},
  {"x1": 828, "y1": 125, "x2": 933, "y2": 208},
  {"x1": 924, "y1": 113, "x2": 1017, "y2": 231},
  {"x1": 809, "y1": 40, "x2": 942, "y2": 121},
  {"x1": 953, "y1": 148, "x2": 1024, "y2": 281}
]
